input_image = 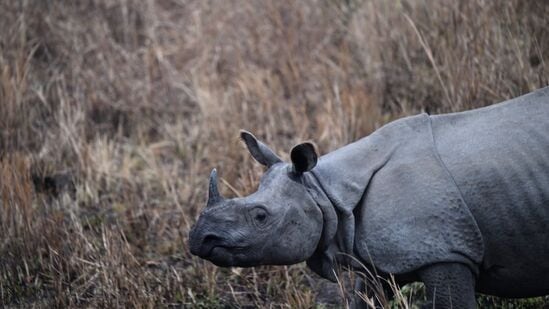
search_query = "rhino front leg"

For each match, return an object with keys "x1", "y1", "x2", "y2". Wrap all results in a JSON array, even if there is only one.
[{"x1": 418, "y1": 263, "x2": 476, "y2": 309}]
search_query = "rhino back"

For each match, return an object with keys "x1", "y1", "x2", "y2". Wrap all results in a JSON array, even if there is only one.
[{"x1": 431, "y1": 87, "x2": 549, "y2": 296}]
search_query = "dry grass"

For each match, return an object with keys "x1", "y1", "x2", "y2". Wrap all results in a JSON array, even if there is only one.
[{"x1": 0, "y1": 0, "x2": 548, "y2": 307}]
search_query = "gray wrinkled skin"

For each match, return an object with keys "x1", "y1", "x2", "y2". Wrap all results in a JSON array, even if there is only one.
[
  {"x1": 189, "y1": 138, "x2": 324, "y2": 267},
  {"x1": 189, "y1": 87, "x2": 549, "y2": 308}
]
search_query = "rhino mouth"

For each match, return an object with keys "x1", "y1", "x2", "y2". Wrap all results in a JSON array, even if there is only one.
[
  {"x1": 205, "y1": 245, "x2": 255, "y2": 267},
  {"x1": 206, "y1": 245, "x2": 249, "y2": 257}
]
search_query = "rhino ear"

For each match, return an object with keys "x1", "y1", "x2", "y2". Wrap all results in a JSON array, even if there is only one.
[
  {"x1": 290, "y1": 142, "x2": 318, "y2": 174},
  {"x1": 240, "y1": 130, "x2": 282, "y2": 167}
]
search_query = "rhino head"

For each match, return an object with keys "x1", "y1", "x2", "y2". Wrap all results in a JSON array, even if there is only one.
[{"x1": 188, "y1": 130, "x2": 324, "y2": 267}]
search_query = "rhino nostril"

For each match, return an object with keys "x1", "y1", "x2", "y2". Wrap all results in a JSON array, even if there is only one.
[{"x1": 203, "y1": 234, "x2": 223, "y2": 245}]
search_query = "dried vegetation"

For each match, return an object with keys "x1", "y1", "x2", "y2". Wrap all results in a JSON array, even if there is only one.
[{"x1": 0, "y1": 0, "x2": 548, "y2": 307}]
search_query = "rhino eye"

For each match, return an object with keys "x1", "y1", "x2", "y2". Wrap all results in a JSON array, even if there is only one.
[
  {"x1": 255, "y1": 212, "x2": 266, "y2": 221},
  {"x1": 250, "y1": 207, "x2": 269, "y2": 226}
]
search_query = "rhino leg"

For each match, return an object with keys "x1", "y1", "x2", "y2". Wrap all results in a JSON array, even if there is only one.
[{"x1": 418, "y1": 263, "x2": 476, "y2": 309}]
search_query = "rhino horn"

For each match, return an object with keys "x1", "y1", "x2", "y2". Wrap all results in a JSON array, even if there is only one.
[{"x1": 207, "y1": 168, "x2": 224, "y2": 207}]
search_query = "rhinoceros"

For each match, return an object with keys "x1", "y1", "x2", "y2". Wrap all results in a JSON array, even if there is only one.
[{"x1": 188, "y1": 87, "x2": 549, "y2": 308}]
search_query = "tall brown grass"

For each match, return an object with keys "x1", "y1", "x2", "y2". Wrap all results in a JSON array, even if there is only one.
[{"x1": 0, "y1": 0, "x2": 547, "y2": 307}]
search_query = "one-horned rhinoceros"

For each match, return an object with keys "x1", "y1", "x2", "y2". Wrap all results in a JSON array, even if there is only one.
[{"x1": 189, "y1": 87, "x2": 549, "y2": 308}]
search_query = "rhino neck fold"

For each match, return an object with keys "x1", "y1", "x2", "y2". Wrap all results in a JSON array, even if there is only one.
[
  {"x1": 304, "y1": 123, "x2": 403, "y2": 281},
  {"x1": 312, "y1": 126, "x2": 401, "y2": 214},
  {"x1": 303, "y1": 172, "x2": 339, "y2": 281}
]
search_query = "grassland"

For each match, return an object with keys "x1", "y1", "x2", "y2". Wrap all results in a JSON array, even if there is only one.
[{"x1": 1, "y1": 0, "x2": 548, "y2": 307}]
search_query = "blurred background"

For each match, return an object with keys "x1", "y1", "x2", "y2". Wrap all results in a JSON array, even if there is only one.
[{"x1": 0, "y1": 0, "x2": 548, "y2": 307}]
